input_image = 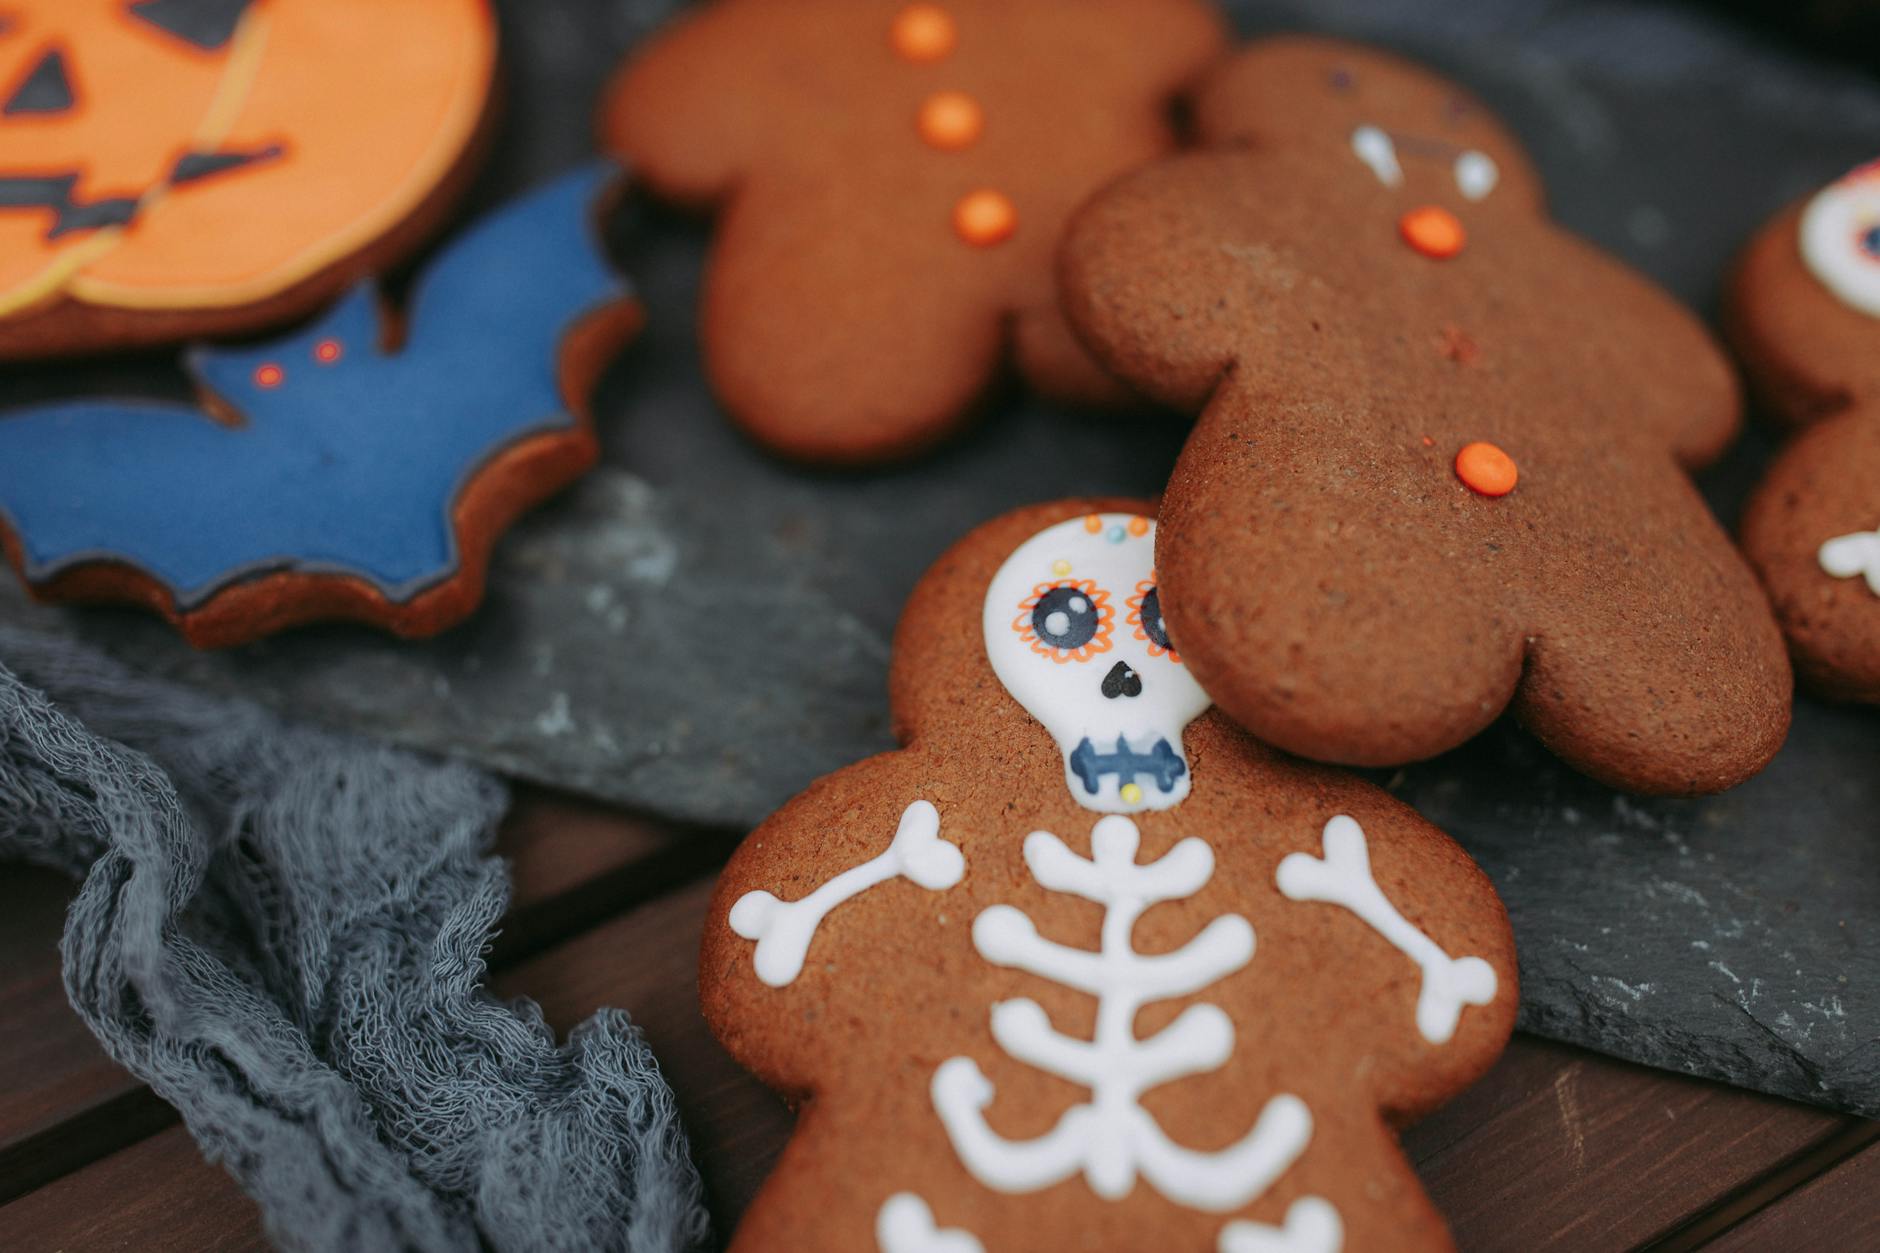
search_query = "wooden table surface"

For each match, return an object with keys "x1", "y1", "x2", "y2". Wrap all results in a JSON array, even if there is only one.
[{"x1": 3, "y1": 788, "x2": 1875, "y2": 1251}]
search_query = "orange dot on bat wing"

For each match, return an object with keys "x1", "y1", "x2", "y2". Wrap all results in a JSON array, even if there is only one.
[
  {"x1": 918, "y1": 91, "x2": 983, "y2": 150},
  {"x1": 954, "y1": 189, "x2": 1015, "y2": 246},
  {"x1": 1401, "y1": 205, "x2": 1466, "y2": 258},
  {"x1": 314, "y1": 339, "x2": 343, "y2": 364},
  {"x1": 254, "y1": 364, "x2": 284, "y2": 388},
  {"x1": 1456, "y1": 441, "x2": 1518, "y2": 496},
  {"x1": 892, "y1": 4, "x2": 956, "y2": 61}
]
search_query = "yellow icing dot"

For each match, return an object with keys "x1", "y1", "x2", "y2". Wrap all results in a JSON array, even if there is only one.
[
  {"x1": 1120, "y1": 783, "x2": 1144, "y2": 805},
  {"x1": 1051, "y1": 559, "x2": 1072, "y2": 576}
]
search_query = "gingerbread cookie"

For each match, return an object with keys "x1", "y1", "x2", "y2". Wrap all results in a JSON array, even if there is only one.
[
  {"x1": 1058, "y1": 36, "x2": 1791, "y2": 795},
  {"x1": 0, "y1": 0, "x2": 496, "y2": 359},
  {"x1": 0, "y1": 165, "x2": 639, "y2": 649},
  {"x1": 601, "y1": 0, "x2": 1224, "y2": 464},
  {"x1": 1730, "y1": 159, "x2": 1880, "y2": 702},
  {"x1": 703, "y1": 500, "x2": 1517, "y2": 1251}
]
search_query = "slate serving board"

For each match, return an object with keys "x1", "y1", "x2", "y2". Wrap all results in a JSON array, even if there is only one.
[{"x1": 1, "y1": 0, "x2": 1875, "y2": 1116}]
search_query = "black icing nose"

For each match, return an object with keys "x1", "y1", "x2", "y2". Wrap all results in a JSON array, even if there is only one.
[{"x1": 1101, "y1": 660, "x2": 1143, "y2": 699}]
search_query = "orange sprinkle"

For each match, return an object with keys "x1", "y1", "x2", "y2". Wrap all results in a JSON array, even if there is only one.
[
  {"x1": 1400, "y1": 205, "x2": 1466, "y2": 259},
  {"x1": 1127, "y1": 517, "x2": 1150, "y2": 537},
  {"x1": 254, "y1": 364, "x2": 284, "y2": 388},
  {"x1": 918, "y1": 90, "x2": 983, "y2": 150},
  {"x1": 1456, "y1": 441, "x2": 1518, "y2": 496},
  {"x1": 1084, "y1": 515, "x2": 1104, "y2": 532},
  {"x1": 891, "y1": 4, "x2": 955, "y2": 62},
  {"x1": 953, "y1": 189, "x2": 1016, "y2": 246},
  {"x1": 314, "y1": 339, "x2": 343, "y2": 364}
]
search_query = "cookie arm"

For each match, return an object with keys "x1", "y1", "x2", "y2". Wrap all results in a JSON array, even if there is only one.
[{"x1": 598, "y1": 2, "x2": 772, "y2": 207}]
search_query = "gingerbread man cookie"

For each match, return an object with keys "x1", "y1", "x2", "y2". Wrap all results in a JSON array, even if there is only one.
[
  {"x1": 703, "y1": 499, "x2": 1517, "y2": 1251},
  {"x1": 1730, "y1": 160, "x2": 1880, "y2": 702},
  {"x1": 1058, "y1": 37, "x2": 1791, "y2": 795},
  {"x1": 0, "y1": 0, "x2": 495, "y2": 359},
  {"x1": 600, "y1": 0, "x2": 1224, "y2": 464}
]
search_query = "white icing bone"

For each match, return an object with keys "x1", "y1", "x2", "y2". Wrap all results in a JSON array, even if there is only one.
[
  {"x1": 1218, "y1": 1197, "x2": 1345, "y2": 1253},
  {"x1": 1276, "y1": 816, "x2": 1497, "y2": 1045},
  {"x1": 730, "y1": 800, "x2": 964, "y2": 987},
  {"x1": 932, "y1": 816, "x2": 1313, "y2": 1212},
  {"x1": 875, "y1": 1193, "x2": 984, "y2": 1253},
  {"x1": 1819, "y1": 530, "x2": 1880, "y2": 596}
]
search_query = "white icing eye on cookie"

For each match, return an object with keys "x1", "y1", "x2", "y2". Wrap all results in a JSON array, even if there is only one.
[
  {"x1": 984, "y1": 514, "x2": 1208, "y2": 813},
  {"x1": 1800, "y1": 160, "x2": 1880, "y2": 318},
  {"x1": 1348, "y1": 126, "x2": 1499, "y2": 202}
]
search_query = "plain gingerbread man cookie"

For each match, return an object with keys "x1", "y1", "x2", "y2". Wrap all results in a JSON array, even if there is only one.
[
  {"x1": 1729, "y1": 160, "x2": 1880, "y2": 702},
  {"x1": 601, "y1": 0, "x2": 1225, "y2": 463},
  {"x1": 1058, "y1": 36, "x2": 1791, "y2": 795},
  {"x1": 702, "y1": 499, "x2": 1517, "y2": 1252}
]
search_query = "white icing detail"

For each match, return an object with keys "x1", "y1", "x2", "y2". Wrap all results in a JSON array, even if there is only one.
[
  {"x1": 875, "y1": 1193, "x2": 984, "y2": 1253},
  {"x1": 1799, "y1": 162, "x2": 1880, "y2": 318},
  {"x1": 1276, "y1": 816, "x2": 1498, "y2": 1045},
  {"x1": 730, "y1": 800, "x2": 963, "y2": 987},
  {"x1": 932, "y1": 816, "x2": 1313, "y2": 1212},
  {"x1": 1218, "y1": 1197, "x2": 1346, "y2": 1253},
  {"x1": 1453, "y1": 149, "x2": 1499, "y2": 202},
  {"x1": 1820, "y1": 530, "x2": 1880, "y2": 595},
  {"x1": 1350, "y1": 124, "x2": 1402, "y2": 187},
  {"x1": 984, "y1": 514, "x2": 1210, "y2": 813}
]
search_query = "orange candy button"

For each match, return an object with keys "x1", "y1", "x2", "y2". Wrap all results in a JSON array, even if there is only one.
[
  {"x1": 1456, "y1": 441, "x2": 1518, "y2": 496},
  {"x1": 1400, "y1": 205, "x2": 1466, "y2": 258},
  {"x1": 918, "y1": 91, "x2": 983, "y2": 150},
  {"x1": 954, "y1": 189, "x2": 1016, "y2": 246},
  {"x1": 891, "y1": 4, "x2": 956, "y2": 61}
]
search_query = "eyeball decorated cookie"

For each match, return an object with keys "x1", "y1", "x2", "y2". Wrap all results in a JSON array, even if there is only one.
[
  {"x1": 599, "y1": 0, "x2": 1225, "y2": 464},
  {"x1": 1058, "y1": 36, "x2": 1793, "y2": 794},
  {"x1": 1730, "y1": 159, "x2": 1880, "y2": 702},
  {"x1": 0, "y1": 0, "x2": 496, "y2": 358},
  {"x1": 701, "y1": 498, "x2": 1517, "y2": 1251}
]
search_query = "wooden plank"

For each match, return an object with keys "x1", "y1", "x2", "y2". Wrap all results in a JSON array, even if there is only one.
[
  {"x1": 0, "y1": 1124, "x2": 263, "y2": 1253},
  {"x1": 0, "y1": 865, "x2": 173, "y2": 1205},
  {"x1": 1406, "y1": 1036, "x2": 1853, "y2": 1251},
  {"x1": 492, "y1": 877, "x2": 793, "y2": 1227},
  {"x1": 1704, "y1": 1131, "x2": 1880, "y2": 1250}
]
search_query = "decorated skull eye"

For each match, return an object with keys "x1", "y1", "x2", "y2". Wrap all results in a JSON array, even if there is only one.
[
  {"x1": 1127, "y1": 577, "x2": 1180, "y2": 661},
  {"x1": 1799, "y1": 159, "x2": 1880, "y2": 319},
  {"x1": 1014, "y1": 580, "x2": 1113, "y2": 663}
]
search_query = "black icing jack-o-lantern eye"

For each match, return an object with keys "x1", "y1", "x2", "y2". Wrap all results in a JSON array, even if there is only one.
[
  {"x1": 1127, "y1": 577, "x2": 1181, "y2": 662},
  {"x1": 1014, "y1": 580, "x2": 1114, "y2": 664}
]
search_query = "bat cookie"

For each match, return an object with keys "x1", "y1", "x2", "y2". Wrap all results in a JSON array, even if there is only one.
[
  {"x1": 1730, "y1": 159, "x2": 1880, "y2": 702},
  {"x1": 0, "y1": 0, "x2": 496, "y2": 359},
  {"x1": 703, "y1": 500, "x2": 1517, "y2": 1251},
  {"x1": 1059, "y1": 36, "x2": 1791, "y2": 795},
  {"x1": 0, "y1": 165, "x2": 640, "y2": 648},
  {"x1": 601, "y1": 0, "x2": 1225, "y2": 464}
]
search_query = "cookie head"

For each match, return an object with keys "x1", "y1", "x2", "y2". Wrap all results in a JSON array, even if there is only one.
[
  {"x1": 983, "y1": 512, "x2": 1206, "y2": 812},
  {"x1": 1195, "y1": 36, "x2": 1544, "y2": 221}
]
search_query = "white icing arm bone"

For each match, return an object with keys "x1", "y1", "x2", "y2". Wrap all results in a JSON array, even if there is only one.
[
  {"x1": 729, "y1": 799, "x2": 964, "y2": 987},
  {"x1": 1819, "y1": 530, "x2": 1880, "y2": 595},
  {"x1": 1276, "y1": 815, "x2": 1497, "y2": 1044},
  {"x1": 1218, "y1": 1197, "x2": 1345, "y2": 1253},
  {"x1": 875, "y1": 1193, "x2": 984, "y2": 1253}
]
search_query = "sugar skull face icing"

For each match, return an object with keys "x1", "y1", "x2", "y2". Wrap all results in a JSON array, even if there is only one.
[
  {"x1": 983, "y1": 513, "x2": 1208, "y2": 812},
  {"x1": 1800, "y1": 160, "x2": 1880, "y2": 319}
]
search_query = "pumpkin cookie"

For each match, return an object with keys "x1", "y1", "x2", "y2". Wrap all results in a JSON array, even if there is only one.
[
  {"x1": 0, "y1": 0, "x2": 496, "y2": 358},
  {"x1": 601, "y1": 0, "x2": 1225, "y2": 463},
  {"x1": 1059, "y1": 36, "x2": 1791, "y2": 794}
]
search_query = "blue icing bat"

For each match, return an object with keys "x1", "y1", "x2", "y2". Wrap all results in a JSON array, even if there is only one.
[{"x1": 0, "y1": 164, "x2": 637, "y2": 642}]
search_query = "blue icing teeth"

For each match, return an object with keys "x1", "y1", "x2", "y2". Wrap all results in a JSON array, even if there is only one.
[
  {"x1": 1068, "y1": 736, "x2": 1187, "y2": 796},
  {"x1": 0, "y1": 164, "x2": 632, "y2": 617}
]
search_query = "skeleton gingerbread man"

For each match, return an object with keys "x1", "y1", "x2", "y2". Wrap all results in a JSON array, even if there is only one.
[
  {"x1": 1730, "y1": 159, "x2": 1880, "y2": 702},
  {"x1": 701, "y1": 500, "x2": 1518, "y2": 1251}
]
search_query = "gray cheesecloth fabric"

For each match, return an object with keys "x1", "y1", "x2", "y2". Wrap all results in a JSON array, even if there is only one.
[{"x1": 0, "y1": 625, "x2": 710, "y2": 1251}]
